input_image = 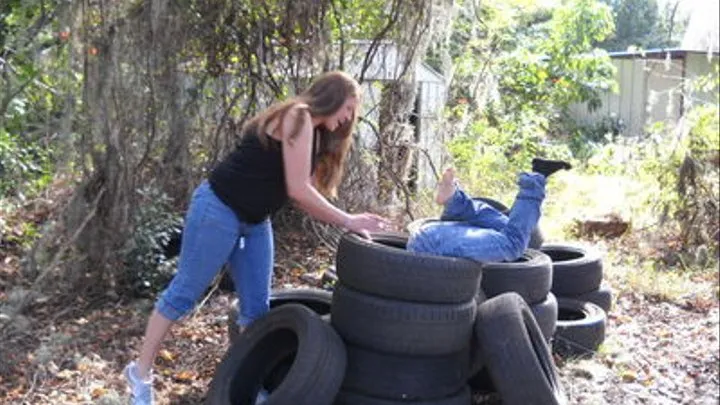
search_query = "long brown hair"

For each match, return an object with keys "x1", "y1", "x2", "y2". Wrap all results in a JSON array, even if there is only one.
[{"x1": 243, "y1": 71, "x2": 361, "y2": 198}]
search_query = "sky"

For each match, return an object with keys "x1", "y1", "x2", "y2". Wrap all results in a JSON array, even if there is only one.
[{"x1": 675, "y1": 0, "x2": 720, "y2": 51}]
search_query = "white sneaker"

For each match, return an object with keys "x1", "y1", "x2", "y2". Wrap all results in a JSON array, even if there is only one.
[{"x1": 123, "y1": 361, "x2": 154, "y2": 405}]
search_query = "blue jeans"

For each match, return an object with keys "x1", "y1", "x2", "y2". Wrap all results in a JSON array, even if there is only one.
[
  {"x1": 407, "y1": 173, "x2": 546, "y2": 262},
  {"x1": 155, "y1": 181, "x2": 273, "y2": 327}
]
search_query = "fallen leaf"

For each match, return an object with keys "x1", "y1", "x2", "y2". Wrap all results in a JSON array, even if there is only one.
[
  {"x1": 159, "y1": 349, "x2": 175, "y2": 362},
  {"x1": 621, "y1": 370, "x2": 637, "y2": 382},
  {"x1": 56, "y1": 369, "x2": 75, "y2": 379},
  {"x1": 173, "y1": 370, "x2": 196, "y2": 382},
  {"x1": 656, "y1": 329, "x2": 672, "y2": 338},
  {"x1": 91, "y1": 387, "x2": 107, "y2": 399}
]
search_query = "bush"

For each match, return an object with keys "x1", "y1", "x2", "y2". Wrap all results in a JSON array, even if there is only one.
[
  {"x1": 121, "y1": 186, "x2": 183, "y2": 296},
  {"x1": 585, "y1": 103, "x2": 719, "y2": 269},
  {"x1": 446, "y1": 114, "x2": 573, "y2": 202},
  {"x1": 0, "y1": 128, "x2": 52, "y2": 198}
]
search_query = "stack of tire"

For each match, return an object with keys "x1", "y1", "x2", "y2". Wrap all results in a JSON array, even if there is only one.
[
  {"x1": 471, "y1": 197, "x2": 558, "y2": 348},
  {"x1": 458, "y1": 197, "x2": 610, "y2": 359},
  {"x1": 413, "y1": 197, "x2": 560, "y2": 395},
  {"x1": 210, "y1": 232, "x2": 569, "y2": 405},
  {"x1": 539, "y1": 243, "x2": 610, "y2": 358},
  {"x1": 331, "y1": 232, "x2": 481, "y2": 404},
  {"x1": 407, "y1": 197, "x2": 559, "y2": 347},
  {"x1": 452, "y1": 196, "x2": 609, "y2": 359}
]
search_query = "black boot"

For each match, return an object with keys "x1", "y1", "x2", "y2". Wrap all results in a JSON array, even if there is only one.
[{"x1": 531, "y1": 158, "x2": 572, "y2": 178}]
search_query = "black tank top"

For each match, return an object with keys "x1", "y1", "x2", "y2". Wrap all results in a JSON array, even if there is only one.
[{"x1": 208, "y1": 129, "x2": 318, "y2": 224}]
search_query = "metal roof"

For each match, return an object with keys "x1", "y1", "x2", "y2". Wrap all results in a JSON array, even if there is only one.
[{"x1": 607, "y1": 48, "x2": 720, "y2": 59}]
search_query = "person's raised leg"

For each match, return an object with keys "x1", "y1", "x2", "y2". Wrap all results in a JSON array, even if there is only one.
[
  {"x1": 125, "y1": 182, "x2": 240, "y2": 404},
  {"x1": 499, "y1": 158, "x2": 572, "y2": 258},
  {"x1": 531, "y1": 158, "x2": 572, "y2": 178},
  {"x1": 410, "y1": 159, "x2": 571, "y2": 263},
  {"x1": 436, "y1": 168, "x2": 508, "y2": 231}
]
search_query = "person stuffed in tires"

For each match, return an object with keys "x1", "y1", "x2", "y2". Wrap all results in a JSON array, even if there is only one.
[
  {"x1": 123, "y1": 71, "x2": 391, "y2": 405},
  {"x1": 407, "y1": 159, "x2": 571, "y2": 262}
]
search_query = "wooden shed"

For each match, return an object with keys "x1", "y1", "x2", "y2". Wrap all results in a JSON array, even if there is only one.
[
  {"x1": 569, "y1": 48, "x2": 719, "y2": 136},
  {"x1": 345, "y1": 40, "x2": 448, "y2": 192}
]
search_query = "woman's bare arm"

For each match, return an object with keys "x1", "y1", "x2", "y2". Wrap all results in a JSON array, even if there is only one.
[{"x1": 282, "y1": 107, "x2": 352, "y2": 227}]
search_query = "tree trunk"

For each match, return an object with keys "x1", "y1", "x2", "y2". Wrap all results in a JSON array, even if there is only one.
[{"x1": 376, "y1": 79, "x2": 417, "y2": 208}]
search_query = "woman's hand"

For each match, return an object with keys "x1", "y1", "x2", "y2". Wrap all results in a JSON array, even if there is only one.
[{"x1": 345, "y1": 213, "x2": 392, "y2": 238}]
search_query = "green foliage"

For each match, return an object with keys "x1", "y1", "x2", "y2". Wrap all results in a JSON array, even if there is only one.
[
  {"x1": 447, "y1": 114, "x2": 573, "y2": 200},
  {"x1": 444, "y1": 0, "x2": 615, "y2": 196},
  {"x1": 0, "y1": 128, "x2": 52, "y2": 197},
  {"x1": 598, "y1": 0, "x2": 686, "y2": 51},
  {"x1": 586, "y1": 101, "x2": 720, "y2": 267},
  {"x1": 327, "y1": 0, "x2": 394, "y2": 40},
  {"x1": 122, "y1": 186, "x2": 183, "y2": 296},
  {"x1": 567, "y1": 115, "x2": 626, "y2": 160},
  {"x1": 670, "y1": 105, "x2": 719, "y2": 253},
  {"x1": 1, "y1": 0, "x2": 68, "y2": 198},
  {"x1": 1, "y1": 217, "x2": 39, "y2": 251},
  {"x1": 498, "y1": 0, "x2": 616, "y2": 117}
]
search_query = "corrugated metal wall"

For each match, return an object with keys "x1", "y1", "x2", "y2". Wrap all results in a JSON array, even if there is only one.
[
  {"x1": 570, "y1": 56, "x2": 683, "y2": 136},
  {"x1": 354, "y1": 63, "x2": 448, "y2": 192},
  {"x1": 569, "y1": 52, "x2": 718, "y2": 136},
  {"x1": 685, "y1": 53, "x2": 720, "y2": 107},
  {"x1": 416, "y1": 80, "x2": 447, "y2": 189}
]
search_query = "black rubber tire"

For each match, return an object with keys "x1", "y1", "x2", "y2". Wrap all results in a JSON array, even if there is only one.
[
  {"x1": 335, "y1": 232, "x2": 482, "y2": 304},
  {"x1": 468, "y1": 293, "x2": 558, "y2": 391},
  {"x1": 541, "y1": 243, "x2": 603, "y2": 296},
  {"x1": 564, "y1": 283, "x2": 613, "y2": 313},
  {"x1": 331, "y1": 284, "x2": 476, "y2": 356},
  {"x1": 476, "y1": 288, "x2": 487, "y2": 304},
  {"x1": 475, "y1": 292, "x2": 567, "y2": 405},
  {"x1": 467, "y1": 368, "x2": 494, "y2": 393},
  {"x1": 207, "y1": 304, "x2": 346, "y2": 405},
  {"x1": 334, "y1": 387, "x2": 472, "y2": 405},
  {"x1": 342, "y1": 344, "x2": 470, "y2": 400},
  {"x1": 530, "y1": 292, "x2": 559, "y2": 344},
  {"x1": 554, "y1": 298, "x2": 607, "y2": 358},
  {"x1": 228, "y1": 288, "x2": 333, "y2": 342},
  {"x1": 480, "y1": 249, "x2": 553, "y2": 305},
  {"x1": 473, "y1": 197, "x2": 545, "y2": 249}
]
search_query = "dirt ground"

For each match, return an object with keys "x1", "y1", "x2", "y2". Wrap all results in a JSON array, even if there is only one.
[{"x1": 0, "y1": 230, "x2": 718, "y2": 405}]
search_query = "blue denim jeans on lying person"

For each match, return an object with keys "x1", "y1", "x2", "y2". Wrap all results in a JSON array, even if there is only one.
[
  {"x1": 407, "y1": 172, "x2": 547, "y2": 263},
  {"x1": 155, "y1": 181, "x2": 273, "y2": 328}
]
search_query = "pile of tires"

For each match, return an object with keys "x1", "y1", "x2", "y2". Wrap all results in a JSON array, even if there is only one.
[
  {"x1": 407, "y1": 196, "x2": 610, "y2": 393},
  {"x1": 407, "y1": 198, "x2": 558, "y2": 346},
  {"x1": 461, "y1": 197, "x2": 611, "y2": 358},
  {"x1": 212, "y1": 232, "x2": 569, "y2": 405},
  {"x1": 332, "y1": 232, "x2": 479, "y2": 404},
  {"x1": 540, "y1": 243, "x2": 610, "y2": 358}
]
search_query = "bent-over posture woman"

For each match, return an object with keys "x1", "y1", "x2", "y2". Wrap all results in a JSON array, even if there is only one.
[{"x1": 124, "y1": 71, "x2": 389, "y2": 405}]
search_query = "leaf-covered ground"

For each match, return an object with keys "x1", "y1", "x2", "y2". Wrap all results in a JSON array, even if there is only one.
[{"x1": 0, "y1": 229, "x2": 718, "y2": 405}]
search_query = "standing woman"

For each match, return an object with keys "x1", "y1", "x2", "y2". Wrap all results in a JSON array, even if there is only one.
[{"x1": 124, "y1": 71, "x2": 389, "y2": 404}]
